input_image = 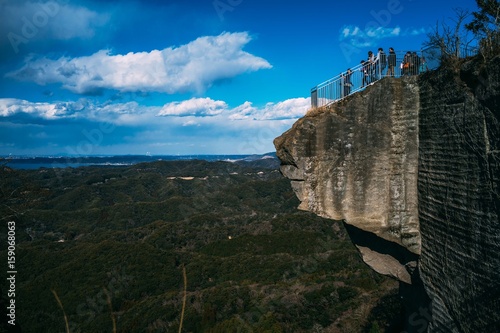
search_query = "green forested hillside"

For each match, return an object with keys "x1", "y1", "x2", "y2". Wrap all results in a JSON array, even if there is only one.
[{"x1": 1, "y1": 160, "x2": 400, "y2": 333}]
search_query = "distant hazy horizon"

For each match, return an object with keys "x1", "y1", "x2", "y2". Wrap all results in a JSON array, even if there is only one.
[{"x1": 3, "y1": 152, "x2": 278, "y2": 169}]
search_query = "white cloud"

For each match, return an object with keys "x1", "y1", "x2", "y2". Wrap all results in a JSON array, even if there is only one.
[
  {"x1": 339, "y1": 25, "x2": 426, "y2": 48},
  {"x1": 342, "y1": 26, "x2": 361, "y2": 38},
  {"x1": 262, "y1": 98, "x2": 310, "y2": 120},
  {"x1": 6, "y1": 32, "x2": 272, "y2": 95},
  {"x1": 391, "y1": 27, "x2": 401, "y2": 36},
  {"x1": 159, "y1": 98, "x2": 227, "y2": 117},
  {"x1": 157, "y1": 97, "x2": 310, "y2": 121},
  {"x1": 182, "y1": 120, "x2": 200, "y2": 127},
  {"x1": 0, "y1": 98, "x2": 160, "y2": 126},
  {"x1": 0, "y1": 96, "x2": 309, "y2": 155},
  {"x1": 228, "y1": 101, "x2": 256, "y2": 120},
  {"x1": 228, "y1": 98, "x2": 310, "y2": 120},
  {"x1": 0, "y1": 98, "x2": 70, "y2": 119},
  {"x1": 341, "y1": 25, "x2": 402, "y2": 42},
  {"x1": 0, "y1": 96, "x2": 310, "y2": 124},
  {"x1": 409, "y1": 27, "x2": 428, "y2": 36}
]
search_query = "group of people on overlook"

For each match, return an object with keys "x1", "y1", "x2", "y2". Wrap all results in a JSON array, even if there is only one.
[{"x1": 340, "y1": 47, "x2": 429, "y2": 98}]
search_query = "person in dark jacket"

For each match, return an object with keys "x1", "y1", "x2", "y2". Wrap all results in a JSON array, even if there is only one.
[
  {"x1": 360, "y1": 60, "x2": 369, "y2": 87},
  {"x1": 412, "y1": 52, "x2": 420, "y2": 75},
  {"x1": 343, "y1": 68, "x2": 353, "y2": 96},
  {"x1": 402, "y1": 51, "x2": 412, "y2": 76},
  {"x1": 387, "y1": 47, "x2": 396, "y2": 77}
]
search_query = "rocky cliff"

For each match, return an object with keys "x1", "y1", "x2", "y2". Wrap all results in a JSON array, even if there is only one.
[{"x1": 274, "y1": 56, "x2": 500, "y2": 332}]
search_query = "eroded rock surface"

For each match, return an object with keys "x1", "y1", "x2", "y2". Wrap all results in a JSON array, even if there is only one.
[
  {"x1": 275, "y1": 76, "x2": 421, "y2": 284},
  {"x1": 417, "y1": 56, "x2": 500, "y2": 332},
  {"x1": 274, "y1": 56, "x2": 500, "y2": 332}
]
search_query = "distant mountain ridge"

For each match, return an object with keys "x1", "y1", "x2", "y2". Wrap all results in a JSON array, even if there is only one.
[{"x1": 2, "y1": 152, "x2": 280, "y2": 170}]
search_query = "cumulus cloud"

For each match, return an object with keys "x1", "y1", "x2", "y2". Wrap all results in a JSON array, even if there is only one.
[
  {"x1": 0, "y1": 96, "x2": 309, "y2": 155},
  {"x1": 158, "y1": 98, "x2": 228, "y2": 117},
  {"x1": 0, "y1": 98, "x2": 72, "y2": 119},
  {"x1": 6, "y1": 32, "x2": 272, "y2": 95},
  {"x1": 157, "y1": 97, "x2": 310, "y2": 121},
  {"x1": 0, "y1": 96, "x2": 309, "y2": 124},
  {"x1": 228, "y1": 98, "x2": 310, "y2": 120},
  {"x1": 0, "y1": 98, "x2": 159, "y2": 126}
]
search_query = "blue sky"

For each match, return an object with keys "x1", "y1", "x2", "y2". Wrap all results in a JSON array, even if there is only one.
[{"x1": 0, "y1": 0, "x2": 479, "y2": 156}]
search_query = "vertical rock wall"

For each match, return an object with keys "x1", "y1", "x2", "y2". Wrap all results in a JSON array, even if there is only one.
[{"x1": 417, "y1": 57, "x2": 500, "y2": 332}]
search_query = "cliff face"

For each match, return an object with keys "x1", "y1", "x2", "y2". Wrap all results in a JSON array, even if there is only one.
[
  {"x1": 417, "y1": 56, "x2": 500, "y2": 332},
  {"x1": 274, "y1": 56, "x2": 500, "y2": 332},
  {"x1": 275, "y1": 77, "x2": 422, "y2": 284}
]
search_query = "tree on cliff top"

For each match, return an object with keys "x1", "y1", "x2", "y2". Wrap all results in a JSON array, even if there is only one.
[
  {"x1": 424, "y1": 1, "x2": 499, "y2": 64},
  {"x1": 424, "y1": 8, "x2": 475, "y2": 60},
  {"x1": 465, "y1": 0, "x2": 500, "y2": 58}
]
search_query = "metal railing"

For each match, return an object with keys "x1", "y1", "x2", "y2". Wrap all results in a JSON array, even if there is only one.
[
  {"x1": 310, "y1": 46, "x2": 478, "y2": 108},
  {"x1": 311, "y1": 50, "x2": 431, "y2": 108}
]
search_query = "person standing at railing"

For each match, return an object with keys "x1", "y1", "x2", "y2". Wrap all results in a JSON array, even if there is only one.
[
  {"x1": 419, "y1": 56, "x2": 429, "y2": 73},
  {"x1": 375, "y1": 48, "x2": 387, "y2": 79},
  {"x1": 367, "y1": 51, "x2": 376, "y2": 83},
  {"x1": 411, "y1": 52, "x2": 420, "y2": 75},
  {"x1": 343, "y1": 68, "x2": 353, "y2": 96},
  {"x1": 387, "y1": 47, "x2": 396, "y2": 77},
  {"x1": 360, "y1": 60, "x2": 370, "y2": 87},
  {"x1": 402, "y1": 51, "x2": 412, "y2": 75},
  {"x1": 407, "y1": 52, "x2": 414, "y2": 75},
  {"x1": 339, "y1": 72, "x2": 345, "y2": 98}
]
